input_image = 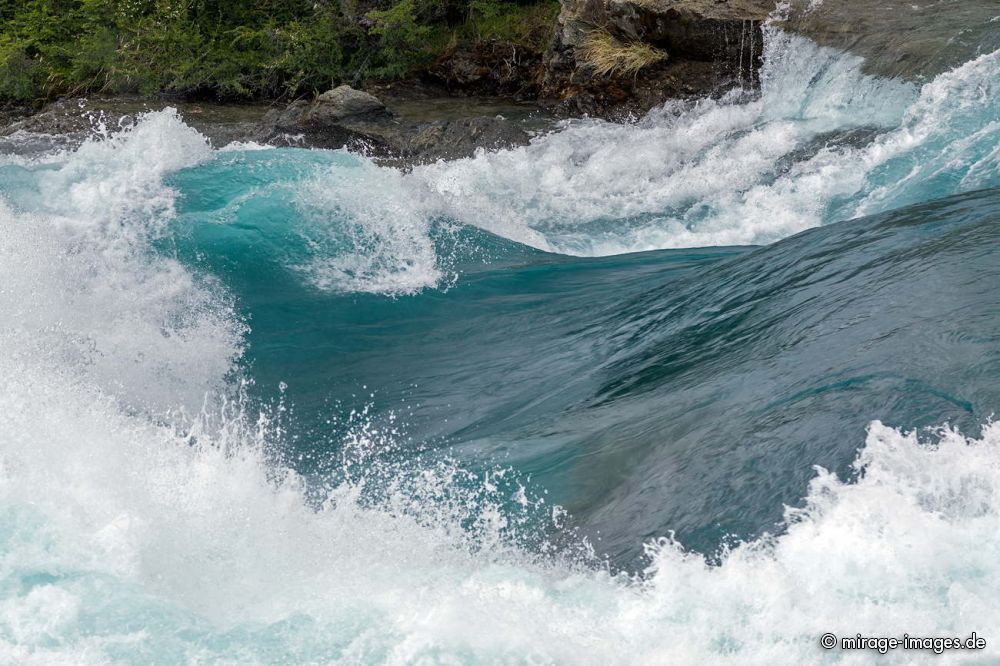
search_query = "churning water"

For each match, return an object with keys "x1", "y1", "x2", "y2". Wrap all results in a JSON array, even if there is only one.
[{"x1": 0, "y1": 20, "x2": 998, "y2": 665}]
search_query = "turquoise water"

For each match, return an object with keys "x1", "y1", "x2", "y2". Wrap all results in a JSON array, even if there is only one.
[{"x1": 0, "y1": 27, "x2": 998, "y2": 664}]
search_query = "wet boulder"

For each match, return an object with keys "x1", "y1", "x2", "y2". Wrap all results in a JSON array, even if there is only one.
[
  {"x1": 262, "y1": 85, "x2": 390, "y2": 131},
  {"x1": 313, "y1": 85, "x2": 390, "y2": 122}
]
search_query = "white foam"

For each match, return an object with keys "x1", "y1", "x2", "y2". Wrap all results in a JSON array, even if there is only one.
[
  {"x1": 0, "y1": 108, "x2": 242, "y2": 415},
  {"x1": 217, "y1": 140, "x2": 276, "y2": 152},
  {"x1": 1, "y1": 342, "x2": 998, "y2": 663},
  {"x1": 295, "y1": 158, "x2": 445, "y2": 296},
  {"x1": 855, "y1": 49, "x2": 1000, "y2": 215},
  {"x1": 631, "y1": 420, "x2": 1000, "y2": 663}
]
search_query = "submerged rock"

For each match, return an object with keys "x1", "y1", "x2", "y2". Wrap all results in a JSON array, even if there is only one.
[{"x1": 407, "y1": 116, "x2": 532, "y2": 162}]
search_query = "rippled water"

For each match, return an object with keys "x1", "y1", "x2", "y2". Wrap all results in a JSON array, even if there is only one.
[{"x1": 0, "y1": 20, "x2": 998, "y2": 665}]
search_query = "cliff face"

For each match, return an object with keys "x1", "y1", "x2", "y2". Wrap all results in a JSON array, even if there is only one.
[{"x1": 542, "y1": 0, "x2": 773, "y2": 117}]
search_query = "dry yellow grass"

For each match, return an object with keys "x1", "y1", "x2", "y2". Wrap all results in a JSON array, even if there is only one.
[{"x1": 578, "y1": 30, "x2": 667, "y2": 77}]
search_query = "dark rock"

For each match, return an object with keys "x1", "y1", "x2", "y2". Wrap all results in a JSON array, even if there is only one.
[
  {"x1": 407, "y1": 116, "x2": 531, "y2": 162},
  {"x1": 550, "y1": 58, "x2": 732, "y2": 120},
  {"x1": 605, "y1": 0, "x2": 771, "y2": 61},
  {"x1": 425, "y1": 40, "x2": 544, "y2": 98}
]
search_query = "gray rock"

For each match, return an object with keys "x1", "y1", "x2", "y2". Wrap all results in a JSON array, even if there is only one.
[
  {"x1": 257, "y1": 94, "x2": 531, "y2": 166},
  {"x1": 406, "y1": 116, "x2": 531, "y2": 162},
  {"x1": 266, "y1": 99, "x2": 311, "y2": 129},
  {"x1": 3, "y1": 89, "x2": 535, "y2": 167},
  {"x1": 2, "y1": 96, "x2": 272, "y2": 148},
  {"x1": 2, "y1": 98, "x2": 112, "y2": 137},
  {"x1": 313, "y1": 85, "x2": 389, "y2": 122},
  {"x1": 264, "y1": 87, "x2": 390, "y2": 135}
]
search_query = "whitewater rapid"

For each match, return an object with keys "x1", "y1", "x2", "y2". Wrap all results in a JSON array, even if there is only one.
[
  {"x1": 4, "y1": 350, "x2": 1000, "y2": 663},
  {"x1": 409, "y1": 30, "x2": 998, "y2": 257},
  {"x1": 260, "y1": 29, "x2": 999, "y2": 294},
  {"x1": 0, "y1": 23, "x2": 998, "y2": 665}
]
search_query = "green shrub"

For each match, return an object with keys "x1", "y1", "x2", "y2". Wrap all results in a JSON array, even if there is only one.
[
  {"x1": 0, "y1": 37, "x2": 44, "y2": 101},
  {"x1": 364, "y1": 0, "x2": 432, "y2": 79},
  {"x1": 0, "y1": 0, "x2": 560, "y2": 104},
  {"x1": 467, "y1": 0, "x2": 558, "y2": 50}
]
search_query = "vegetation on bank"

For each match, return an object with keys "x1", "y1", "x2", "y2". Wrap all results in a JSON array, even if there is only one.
[{"x1": 0, "y1": 0, "x2": 559, "y2": 104}]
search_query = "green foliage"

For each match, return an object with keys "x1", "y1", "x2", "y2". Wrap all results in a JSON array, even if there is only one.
[
  {"x1": 0, "y1": 0, "x2": 559, "y2": 103},
  {"x1": 467, "y1": 0, "x2": 558, "y2": 50},
  {"x1": 0, "y1": 37, "x2": 45, "y2": 101},
  {"x1": 365, "y1": 0, "x2": 432, "y2": 79}
]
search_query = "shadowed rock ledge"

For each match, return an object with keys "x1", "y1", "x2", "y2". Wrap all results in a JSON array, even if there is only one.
[{"x1": 542, "y1": 0, "x2": 773, "y2": 117}]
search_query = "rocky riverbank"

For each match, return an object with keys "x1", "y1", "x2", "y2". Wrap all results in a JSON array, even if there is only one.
[
  {"x1": 0, "y1": 87, "x2": 555, "y2": 166},
  {"x1": 5, "y1": 0, "x2": 993, "y2": 163},
  {"x1": 255, "y1": 85, "x2": 547, "y2": 165},
  {"x1": 0, "y1": 1, "x2": 771, "y2": 163}
]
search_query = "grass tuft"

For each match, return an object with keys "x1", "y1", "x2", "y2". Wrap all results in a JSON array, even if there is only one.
[{"x1": 579, "y1": 30, "x2": 667, "y2": 78}]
